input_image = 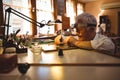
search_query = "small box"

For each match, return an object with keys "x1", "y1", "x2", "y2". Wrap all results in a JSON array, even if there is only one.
[{"x1": 0, "y1": 54, "x2": 17, "y2": 73}]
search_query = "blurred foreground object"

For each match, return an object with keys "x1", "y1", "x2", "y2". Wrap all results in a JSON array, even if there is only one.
[
  {"x1": 0, "y1": 54, "x2": 17, "y2": 73},
  {"x1": 18, "y1": 63, "x2": 30, "y2": 75}
]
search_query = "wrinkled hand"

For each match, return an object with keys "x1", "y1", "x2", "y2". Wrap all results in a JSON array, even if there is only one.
[
  {"x1": 64, "y1": 36, "x2": 72, "y2": 43},
  {"x1": 64, "y1": 36, "x2": 77, "y2": 47},
  {"x1": 54, "y1": 35, "x2": 78, "y2": 47}
]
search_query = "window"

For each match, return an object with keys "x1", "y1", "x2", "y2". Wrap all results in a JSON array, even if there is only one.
[
  {"x1": 3, "y1": 0, "x2": 31, "y2": 35},
  {"x1": 36, "y1": 0, "x2": 54, "y2": 34},
  {"x1": 77, "y1": 3, "x2": 84, "y2": 15},
  {"x1": 66, "y1": 0, "x2": 84, "y2": 25},
  {"x1": 66, "y1": 0, "x2": 76, "y2": 25},
  {"x1": 3, "y1": 0, "x2": 83, "y2": 35}
]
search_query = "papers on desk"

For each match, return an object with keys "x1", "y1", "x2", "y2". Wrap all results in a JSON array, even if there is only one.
[
  {"x1": 33, "y1": 35, "x2": 56, "y2": 40},
  {"x1": 41, "y1": 44, "x2": 78, "y2": 52},
  {"x1": 42, "y1": 44, "x2": 57, "y2": 52}
]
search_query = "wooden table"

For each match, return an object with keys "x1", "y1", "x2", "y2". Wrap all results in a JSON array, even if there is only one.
[
  {"x1": 16, "y1": 44, "x2": 120, "y2": 65},
  {"x1": 0, "y1": 66, "x2": 120, "y2": 80},
  {"x1": 1, "y1": 44, "x2": 120, "y2": 80}
]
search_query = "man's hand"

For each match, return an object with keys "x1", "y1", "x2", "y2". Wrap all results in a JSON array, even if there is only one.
[
  {"x1": 54, "y1": 35, "x2": 77, "y2": 45},
  {"x1": 64, "y1": 36, "x2": 78, "y2": 47}
]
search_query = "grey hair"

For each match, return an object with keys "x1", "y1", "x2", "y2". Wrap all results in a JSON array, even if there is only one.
[{"x1": 75, "y1": 13, "x2": 97, "y2": 27}]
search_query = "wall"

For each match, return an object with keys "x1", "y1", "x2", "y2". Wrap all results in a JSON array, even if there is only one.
[
  {"x1": 0, "y1": 0, "x2": 3, "y2": 26},
  {"x1": 85, "y1": 0, "x2": 120, "y2": 35}
]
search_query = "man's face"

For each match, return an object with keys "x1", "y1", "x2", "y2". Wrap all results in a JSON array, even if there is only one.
[{"x1": 76, "y1": 26, "x2": 96, "y2": 41}]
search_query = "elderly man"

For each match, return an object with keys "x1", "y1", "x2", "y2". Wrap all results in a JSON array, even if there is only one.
[{"x1": 55, "y1": 13, "x2": 115, "y2": 54}]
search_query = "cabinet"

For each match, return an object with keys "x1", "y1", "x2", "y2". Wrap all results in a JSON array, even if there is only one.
[
  {"x1": 57, "y1": 15, "x2": 70, "y2": 31},
  {"x1": 99, "y1": 15, "x2": 111, "y2": 33}
]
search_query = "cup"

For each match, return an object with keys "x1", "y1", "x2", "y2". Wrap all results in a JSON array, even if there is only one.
[{"x1": 31, "y1": 45, "x2": 42, "y2": 54}]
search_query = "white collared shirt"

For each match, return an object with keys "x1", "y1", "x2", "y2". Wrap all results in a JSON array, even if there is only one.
[{"x1": 91, "y1": 33, "x2": 115, "y2": 54}]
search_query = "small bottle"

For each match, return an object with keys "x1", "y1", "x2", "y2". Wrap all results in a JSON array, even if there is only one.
[
  {"x1": 58, "y1": 32, "x2": 64, "y2": 56},
  {"x1": 58, "y1": 48, "x2": 63, "y2": 56}
]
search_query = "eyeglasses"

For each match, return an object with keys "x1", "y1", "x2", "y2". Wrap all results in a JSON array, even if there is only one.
[{"x1": 73, "y1": 23, "x2": 96, "y2": 28}]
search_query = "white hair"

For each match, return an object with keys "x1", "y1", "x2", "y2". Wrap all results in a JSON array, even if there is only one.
[{"x1": 76, "y1": 13, "x2": 97, "y2": 27}]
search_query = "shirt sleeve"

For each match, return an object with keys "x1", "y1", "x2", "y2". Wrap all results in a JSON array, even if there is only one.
[{"x1": 91, "y1": 34, "x2": 115, "y2": 54}]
